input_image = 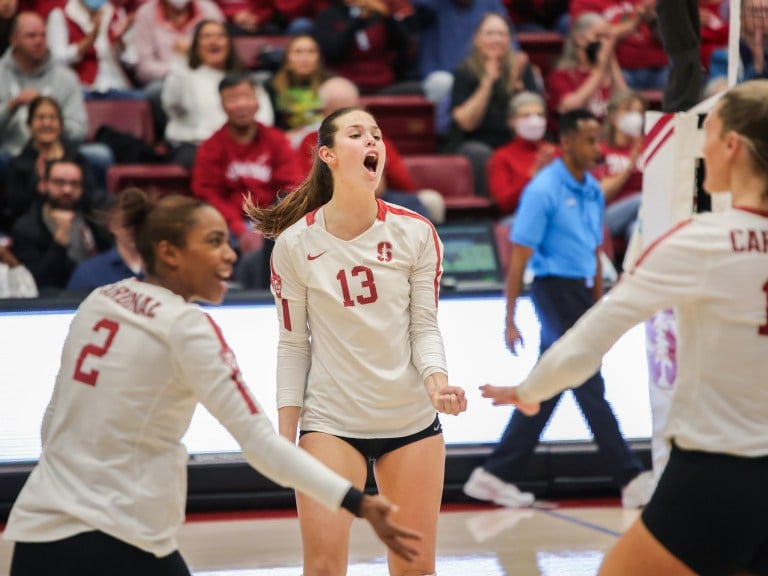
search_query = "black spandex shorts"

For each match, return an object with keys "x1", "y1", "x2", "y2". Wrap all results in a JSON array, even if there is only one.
[
  {"x1": 301, "y1": 414, "x2": 442, "y2": 461},
  {"x1": 642, "y1": 442, "x2": 768, "y2": 576},
  {"x1": 10, "y1": 530, "x2": 190, "y2": 576}
]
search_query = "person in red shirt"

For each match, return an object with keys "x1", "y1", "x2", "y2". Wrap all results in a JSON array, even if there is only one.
[
  {"x1": 570, "y1": 0, "x2": 668, "y2": 90},
  {"x1": 699, "y1": 0, "x2": 729, "y2": 72},
  {"x1": 591, "y1": 89, "x2": 644, "y2": 260},
  {"x1": 546, "y1": 11, "x2": 627, "y2": 127},
  {"x1": 487, "y1": 91, "x2": 558, "y2": 219},
  {"x1": 297, "y1": 76, "x2": 446, "y2": 223},
  {"x1": 214, "y1": 0, "x2": 277, "y2": 35},
  {"x1": 192, "y1": 72, "x2": 301, "y2": 288}
]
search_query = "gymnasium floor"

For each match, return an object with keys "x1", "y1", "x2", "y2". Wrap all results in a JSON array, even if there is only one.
[{"x1": 0, "y1": 500, "x2": 640, "y2": 575}]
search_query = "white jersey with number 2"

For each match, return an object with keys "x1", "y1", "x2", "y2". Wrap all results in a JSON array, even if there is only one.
[
  {"x1": 270, "y1": 200, "x2": 448, "y2": 438},
  {"x1": 4, "y1": 278, "x2": 353, "y2": 556}
]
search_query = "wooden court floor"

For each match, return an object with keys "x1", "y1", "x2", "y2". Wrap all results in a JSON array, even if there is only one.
[{"x1": 0, "y1": 501, "x2": 641, "y2": 575}]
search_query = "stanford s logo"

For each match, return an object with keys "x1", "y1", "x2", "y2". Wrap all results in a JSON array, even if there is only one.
[
  {"x1": 377, "y1": 241, "x2": 393, "y2": 262},
  {"x1": 271, "y1": 272, "x2": 282, "y2": 298}
]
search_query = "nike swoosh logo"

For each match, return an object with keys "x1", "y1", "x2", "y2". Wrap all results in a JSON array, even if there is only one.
[
  {"x1": 433, "y1": 423, "x2": 441, "y2": 431},
  {"x1": 307, "y1": 251, "x2": 327, "y2": 261}
]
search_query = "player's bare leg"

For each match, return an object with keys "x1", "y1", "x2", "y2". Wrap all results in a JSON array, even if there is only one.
[
  {"x1": 297, "y1": 433, "x2": 368, "y2": 576},
  {"x1": 374, "y1": 434, "x2": 445, "y2": 576}
]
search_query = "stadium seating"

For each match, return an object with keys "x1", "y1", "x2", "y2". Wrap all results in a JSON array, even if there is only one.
[
  {"x1": 85, "y1": 99, "x2": 155, "y2": 144},
  {"x1": 359, "y1": 95, "x2": 436, "y2": 155},
  {"x1": 106, "y1": 164, "x2": 190, "y2": 197},
  {"x1": 402, "y1": 155, "x2": 494, "y2": 216}
]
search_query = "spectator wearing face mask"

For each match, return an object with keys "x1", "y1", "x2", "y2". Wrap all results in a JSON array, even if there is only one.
[
  {"x1": 591, "y1": 89, "x2": 645, "y2": 260},
  {"x1": 546, "y1": 11, "x2": 627, "y2": 129},
  {"x1": 46, "y1": 0, "x2": 141, "y2": 98},
  {"x1": 487, "y1": 91, "x2": 558, "y2": 219}
]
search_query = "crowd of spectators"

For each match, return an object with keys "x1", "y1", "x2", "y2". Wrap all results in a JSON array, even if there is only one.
[{"x1": 0, "y1": 0, "x2": 740, "y2": 297}]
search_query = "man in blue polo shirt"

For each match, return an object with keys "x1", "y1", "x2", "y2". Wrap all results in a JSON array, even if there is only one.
[{"x1": 464, "y1": 109, "x2": 653, "y2": 509}]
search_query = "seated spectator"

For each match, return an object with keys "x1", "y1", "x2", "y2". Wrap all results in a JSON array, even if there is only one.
[
  {"x1": 266, "y1": 33, "x2": 333, "y2": 144},
  {"x1": 10, "y1": 157, "x2": 112, "y2": 291},
  {"x1": 131, "y1": 0, "x2": 224, "y2": 136},
  {"x1": 446, "y1": 12, "x2": 539, "y2": 197},
  {"x1": 4, "y1": 95, "x2": 99, "y2": 227},
  {"x1": 739, "y1": 0, "x2": 768, "y2": 80},
  {"x1": 314, "y1": 0, "x2": 414, "y2": 93},
  {"x1": 570, "y1": 0, "x2": 668, "y2": 90},
  {"x1": 0, "y1": 0, "x2": 18, "y2": 57},
  {"x1": 162, "y1": 18, "x2": 273, "y2": 168},
  {"x1": 504, "y1": 0, "x2": 569, "y2": 34},
  {"x1": 65, "y1": 187, "x2": 142, "y2": 292},
  {"x1": 192, "y1": 72, "x2": 301, "y2": 287},
  {"x1": 591, "y1": 89, "x2": 644, "y2": 257},
  {"x1": 414, "y1": 0, "x2": 512, "y2": 80},
  {"x1": 546, "y1": 11, "x2": 628, "y2": 126},
  {"x1": 488, "y1": 91, "x2": 558, "y2": 219},
  {"x1": 0, "y1": 241, "x2": 38, "y2": 298},
  {"x1": 297, "y1": 76, "x2": 445, "y2": 224},
  {"x1": 46, "y1": 0, "x2": 141, "y2": 98},
  {"x1": 215, "y1": 0, "x2": 278, "y2": 36},
  {"x1": 132, "y1": 0, "x2": 223, "y2": 87},
  {"x1": 0, "y1": 13, "x2": 88, "y2": 162}
]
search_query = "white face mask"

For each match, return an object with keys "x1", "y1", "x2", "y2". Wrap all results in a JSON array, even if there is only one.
[
  {"x1": 617, "y1": 111, "x2": 644, "y2": 137},
  {"x1": 514, "y1": 115, "x2": 547, "y2": 142}
]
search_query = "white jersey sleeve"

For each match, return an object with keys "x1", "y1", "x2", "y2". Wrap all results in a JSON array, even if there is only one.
[
  {"x1": 517, "y1": 218, "x2": 703, "y2": 403},
  {"x1": 408, "y1": 217, "x2": 448, "y2": 380},
  {"x1": 270, "y1": 232, "x2": 311, "y2": 410},
  {"x1": 171, "y1": 310, "x2": 351, "y2": 510},
  {"x1": 517, "y1": 208, "x2": 768, "y2": 456}
]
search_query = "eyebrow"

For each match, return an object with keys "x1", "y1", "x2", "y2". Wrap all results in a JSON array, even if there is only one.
[{"x1": 345, "y1": 124, "x2": 381, "y2": 131}]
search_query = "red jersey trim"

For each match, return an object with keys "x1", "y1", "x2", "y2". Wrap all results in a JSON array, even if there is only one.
[
  {"x1": 375, "y1": 198, "x2": 388, "y2": 221},
  {"x1": 632, "y1": 219, "x2": 694, "y2": 271},
  {"x1": 204, "y1": 314, "x2": 259, "y2": 415},
  {"x1": 306, "y1": 207, "x2": 320, "y2": 226},
  {"x1": 735, "y1": 206, "x2": 768, "y2": 218},
  {"x1": 381, "y1": 202, "x2": 442, "y2": 306}
]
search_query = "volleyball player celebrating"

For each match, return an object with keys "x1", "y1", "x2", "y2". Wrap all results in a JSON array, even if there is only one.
[
  {"x1": 481, "y1": 79, "x2": 768, "y2": 575},
  {"x1": 4, "y1": 189, "x2": 421, "y2": 576},
  {"x1": 247, "y1": 107, "x2": 467, "y2": 576}
]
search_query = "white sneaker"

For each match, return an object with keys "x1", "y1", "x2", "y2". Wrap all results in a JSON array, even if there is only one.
[
  {"x1": 621, "y1": 470, "x2": 655, "y2": 509},
  {"x1": 463, "y1": 467, "x2": 535, "y2": 508}
]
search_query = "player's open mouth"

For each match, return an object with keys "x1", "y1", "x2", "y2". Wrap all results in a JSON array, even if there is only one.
[{"x1": 364, "y1": 152, "x2": 379, "y2": 174}]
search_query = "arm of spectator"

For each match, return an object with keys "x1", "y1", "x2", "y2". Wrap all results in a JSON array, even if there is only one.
[
  {"x1": 47, "y1": 9, "x2": 81, "y2": 64},
  {"x1": 12, "y1": 225, "x2": 75, "y2": 288},
  {"x1": 161, "y1": 57, "x2": 192, "y2": 118},
  {"x1": 451, "y1": 64, "x2": 498, "y2": 133},
  {"x1": 132, "y1": 5, "x2": 172, "y2": 84},
  {"x1": 314, "y1": 7, "x2": 361, "y2": 62},
  {"x1": 59, "y1": 71, "x2": 89, "y2": 142},
  {"x1": 556, "y1": 37, "x2": 617, "y2": 113}
]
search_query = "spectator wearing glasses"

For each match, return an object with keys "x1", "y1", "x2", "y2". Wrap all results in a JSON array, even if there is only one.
[{"x1": 10, "y1": 157, "x2": 111, "y2": 291}]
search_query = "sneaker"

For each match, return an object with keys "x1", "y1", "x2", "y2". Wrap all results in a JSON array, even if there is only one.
[
  {"x1": 463, "y1": 467, "x2": 535, "y2": 508},
  {"x1": 621, "y1": 470, "x2": 655, "y2": 509}
]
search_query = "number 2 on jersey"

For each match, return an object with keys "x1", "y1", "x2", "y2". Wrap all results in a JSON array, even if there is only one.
[
  {"x1": 73, "y1": 319, "x2": 120, "y2": 386},
  {"x1": 761, "y1": 279, "x2": 768, "y2": 336},
  {"x1": 337, "y1": 266, "x2": 378, "y2": 307}
]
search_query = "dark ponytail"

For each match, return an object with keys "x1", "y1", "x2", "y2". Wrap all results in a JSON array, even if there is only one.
[{"x1": 118, "y1": 188, "x2": 206, "y2": 274}]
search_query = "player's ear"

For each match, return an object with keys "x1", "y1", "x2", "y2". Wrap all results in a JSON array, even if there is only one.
[
  {"x1": 155, "y1": 240, "x2": 181, "y2": 270},
  {"x1": 318, "y1": 145, "x2": 335, "y2": 165}
]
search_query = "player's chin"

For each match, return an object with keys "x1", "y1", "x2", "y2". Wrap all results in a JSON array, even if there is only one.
[{"x1": 199, "y1": 281, "x2": 229, "y2": 305}]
